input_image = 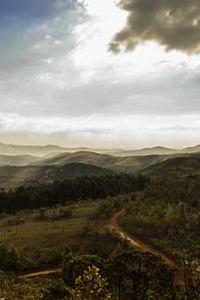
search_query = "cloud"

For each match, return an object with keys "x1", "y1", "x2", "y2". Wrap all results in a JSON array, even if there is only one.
[
  {"x1": 0, "y1": 112, "x2": 199, "y2": 135},
  {"x1": 0, "y1": 111, "x2": 200, "y2": 148},
  {"x1": 0, "y1": 0, "x2": 199, "y2": 121},
  {"x1": 0, "y1": 0, "x2": 200, "y2": 147},
  {"x1": 112, "y1": 0, "x2": 200, "y2": 53}
]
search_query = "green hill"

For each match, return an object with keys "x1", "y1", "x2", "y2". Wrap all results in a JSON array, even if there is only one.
[
  {"x1": 0, "y1": 154, "x2": 39, "y2": 166},
  {"x1": 0, "y1": 163, "x2": 114, "y2": 189},
  {"x1": 143, "y1": 154, "x2": 200, "y2": 177},
  {"x1": 35, "y1": 151, "x2": 167, "y2": 173},
  {"x1": 36, "y1": 151, "x2": 115, "y2": 166}
]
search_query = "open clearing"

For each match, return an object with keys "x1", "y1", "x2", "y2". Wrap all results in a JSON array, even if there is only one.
[{"x1": 0, "y1": 201, "x2": 100, "y2": 265}]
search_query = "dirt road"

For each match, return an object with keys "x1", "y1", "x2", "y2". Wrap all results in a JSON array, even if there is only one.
[
  {"x1": 108, "y1": 208, "x2": 179, "y2": 270},
  {"x1": 17, "y1": 207, "x2": 179, "y2": 280},
  {"x1": 17, "y1": 268, "x2": 62, "y2": 280}
]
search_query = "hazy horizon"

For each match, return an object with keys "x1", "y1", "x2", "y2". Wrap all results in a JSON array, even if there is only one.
[
  {"x1": 0, "y1": 0, "x2": 199, "y2": 147},
  {"x1": 0, "y1": 137, "x2": 199, "y2": 151}
]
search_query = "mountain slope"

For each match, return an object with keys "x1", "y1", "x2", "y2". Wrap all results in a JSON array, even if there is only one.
[
  {"x1": 0, "y1": 163, "x2": 114, "y2": 189},
  {"x1": 0, "y1": 154, "x2": 39, "y2": 166},
  {"x1": 35, "y1": 151, "x2": 167, "y2": 173},
  {"x1": 111, "y1": 155, "x2": 167, "y2": 173},
  {"x1": 0, "y1": 142, "x2": 200, "y2": 157},
  {"x1": 110, "y1": 146, "x2": 177, "y2": 156},
  {"x1": 143, "y1": 154, "x2": 200, "y2": 177},
  {"x1": 36, "y1": 151, "x2": 117, "y2": 167},
  {"x1": 181, "y1": 145, "x2": 200, "y2": 154},
  {"x1": 106, "y1": 145, "x2": 200, "y2": 156},
  {"x1": 0, "y1": 143, "x2": 67, "y2": 156}
]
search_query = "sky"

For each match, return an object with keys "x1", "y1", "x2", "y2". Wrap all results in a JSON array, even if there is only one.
[{"x1": 0, "y1": 0, "x2": 199, "y2": 148}]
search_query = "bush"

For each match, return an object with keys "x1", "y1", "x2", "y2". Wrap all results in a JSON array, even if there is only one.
[
  {"x1": 0, "y1": 216, "x2": 25, "y2": 227},
  {"x1": 0, "y1": 245, "x2": 26, "y2": 272},
  {"x1": 33, "y1": 207, "x2": 73, "y2": 222},
  {"x1": 40, "y1": 279, "x2": 72, "y2": 300}
]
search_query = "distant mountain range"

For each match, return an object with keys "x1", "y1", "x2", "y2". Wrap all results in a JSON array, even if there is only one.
[
  {"x1": 0, "y1": 142, "x2": 199, "y2": 157},
  {"x1": 0, "y1": 142, "x2": 199, "y2": 188},
  {"x1": 34, "y1": 151, "x2": 166, "y2": 173},
  {"x1": 0, "y1": 143, "x2": 67, "y2": 156},
  {"x1": 109, "y1": 145, "x2": 200, "y2": 156}
]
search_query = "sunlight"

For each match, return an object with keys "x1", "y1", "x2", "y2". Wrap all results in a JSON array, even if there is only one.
[
  {"x1": 73, "y1": 0, "x2": 199, "y2": 82},
  {"x1": 77, "y1": 0, "x2": 127, "y2": 44}
]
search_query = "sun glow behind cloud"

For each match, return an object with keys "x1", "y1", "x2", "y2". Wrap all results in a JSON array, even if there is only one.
[
  {"x1": 72, "y1": 0, "x2": 127, "y2": 77},
  {"x1": 73, "y1": 0, "x2": 200, "y2": 82}
]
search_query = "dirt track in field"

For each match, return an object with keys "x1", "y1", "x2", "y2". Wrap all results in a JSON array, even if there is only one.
[
  {"x1": 17, "y1": 207, "x2": 179, "y2": 280},
  {"x1": 107, "y1": 208, "x2": 179, "y2": 270}
]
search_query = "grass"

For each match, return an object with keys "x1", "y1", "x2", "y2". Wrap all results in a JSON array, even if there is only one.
[
  {"x1": 0, "y1": 201, "x2": 101, "y2": 267},
  {"x1": 0, "y1": 194, "x2": 131, "y2": 270}
]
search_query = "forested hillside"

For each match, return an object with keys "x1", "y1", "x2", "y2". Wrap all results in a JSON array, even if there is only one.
[
  {"x1": 0, "y1": 174, "x2": 149, "y2": 213},
  {"x1": 0, "y1": 148, "x2": 199, "y2": 299}
]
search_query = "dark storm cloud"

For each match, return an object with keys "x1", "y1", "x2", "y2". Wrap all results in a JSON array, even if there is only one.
[{"x1": 112, "y1": 0, "x2": 200, "y2": 53}]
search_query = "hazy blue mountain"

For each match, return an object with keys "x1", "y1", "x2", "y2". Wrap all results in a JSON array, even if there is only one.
[
  {"x1": 0, "y1": 143, "x2": 67, "y2": 156},
  {"x1": 181, "y1": 145, "x2": 200, "y2": 154},
  {"x1": 0, "y1": 142, "x2": 200, "y2": 157}
]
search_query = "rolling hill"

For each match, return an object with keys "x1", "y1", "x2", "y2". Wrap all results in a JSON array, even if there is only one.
[
  {"x1": 109, "y1": 146, "x2": 177, "y2": 156},
  {"x1": 0, "y1": 143, "x2": 67, "y2": 156},
  {"x1": 0, "y1": 163, "x2": 114, "y2": 189},
  {"x1": 181, "y1": 144, "x2": 200, "y2": 154},
  {"x1": 109, "y1": 145, "x2": 200, "y2": 156},
  {"x1": 143, "y1": 154, "x2": 200, "y2": 177},
  {"x1": 0, "y1": 142, "x2": 200, "y2": 157},
  {"x1": 0, "y1": 154, "x2": 39, "y2": 166},
  {"x1": 35, "y1": 151, "x2": 117, "y2": 167},
  {"x1": 0, "y1": 142, "x2": 200, "y2": 188},
  {"x1": 34, "y1": 151, "x2": 167, "y2": 173},
  {"x1": 0, "y1": 151, "x2": 168, "y2": 188}
]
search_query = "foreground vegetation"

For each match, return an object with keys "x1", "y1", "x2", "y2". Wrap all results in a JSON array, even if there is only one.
[
  {"x1": 0, "y1": 174, "x2": 148, "y2": 213},
  {"x1": 0, "y1": 244, "x2": 199, "y2": 300},
  {"x1": 0, "y1": 173, "x2": 199, "y2": 299},
  {"x1": 0, "y1": 198, "x2": 123, "y2": 270},
  {"x1": 120, "y1": 198, "x2": 200, "y2": 258},
  {"x1": 120, "y1": 175, "x2": 200, "y2": 258}
]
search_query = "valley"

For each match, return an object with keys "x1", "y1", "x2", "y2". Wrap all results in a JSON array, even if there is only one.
[
  {"x1": 0, "y1": 142, "x2": 200, "y2": 189},
  {"x1": 0, "y1": 143, "x2": 199, "y2": 299}
]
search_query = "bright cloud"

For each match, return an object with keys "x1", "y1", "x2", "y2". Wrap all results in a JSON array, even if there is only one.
[{"x1": 0, "y1": 0, "x2": 199, "y2": 147}]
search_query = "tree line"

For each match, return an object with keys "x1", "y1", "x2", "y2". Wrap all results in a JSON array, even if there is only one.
[
  {"x1": 145, "y1": 175, "x2": 200, "y2": 208},
  {"x1": 0, "y1": 174, "x2": 149, "y2": 213}
]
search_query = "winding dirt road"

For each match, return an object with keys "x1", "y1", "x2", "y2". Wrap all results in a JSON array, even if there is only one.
[
  {"x1": 17, "y1": 207, "x2": 179, "y2": 280},
  {"x1": 17, "y1": 268, "x2": 62, "y2": 280},
  {"x1": 107, "y1": 208, "x2": 179, "y2": 270}
]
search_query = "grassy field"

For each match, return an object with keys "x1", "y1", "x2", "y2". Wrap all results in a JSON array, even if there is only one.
[
  {"x1": 0, "y1": 201, "x2": 103, "y2": 267},
  {"x1": 0, "y1": 196, "x2": 123, "y2": 270}
]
